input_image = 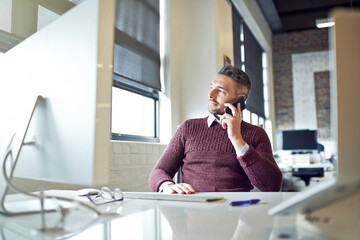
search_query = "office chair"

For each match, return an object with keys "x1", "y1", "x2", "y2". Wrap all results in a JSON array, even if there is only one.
[
  {"x1": 317, "y1": 143, "x2": 325, "y2": 153},
  {"x1": 175, "y1": 166, "x2": 183, "y2": 183}
]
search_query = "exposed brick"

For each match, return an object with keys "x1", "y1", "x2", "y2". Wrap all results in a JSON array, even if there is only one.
[
  {"x1": 314, "y1": 71, "x2": 331, "y2": 140},
  {"x1": 273, "y1": 28, "x2": 329, "y2": 136},
  {"x1": 110, "y1": 142, "x2": 167, "y2": 191}
]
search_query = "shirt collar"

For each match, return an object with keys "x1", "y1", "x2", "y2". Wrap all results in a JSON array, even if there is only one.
[
  {"x1": 207, "y1": 114, "x2": 219, "y2": 127},
  {"x1": 207, "y1": 113, "x2": 243, "y2": 128}
]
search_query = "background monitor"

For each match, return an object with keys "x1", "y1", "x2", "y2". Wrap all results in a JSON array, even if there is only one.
[
  {"x1": 0, "y1": 0, "x2": 115, "y2": 205},
  {"x1": 281, "y1": 129, "x2": 318, "y2": 151}
]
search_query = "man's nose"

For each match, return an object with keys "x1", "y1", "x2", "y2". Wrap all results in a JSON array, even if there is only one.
[{"x1": 208, "y1": 89, "x2": 216, "y2": 99}]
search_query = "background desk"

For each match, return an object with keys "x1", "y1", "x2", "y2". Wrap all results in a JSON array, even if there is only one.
[
  {"x1": 0, "y1": 191, "x2": 338, "y2": 240},
  {"x1": 279, "y1": 162, "x2": 334, "y2": 191}
]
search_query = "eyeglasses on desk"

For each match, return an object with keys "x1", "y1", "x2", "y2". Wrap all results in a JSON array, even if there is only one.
[{"x1": 87, "y1": 187, "x2": 124, "y2": 206}]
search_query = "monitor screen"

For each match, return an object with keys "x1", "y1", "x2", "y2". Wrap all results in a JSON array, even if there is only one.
[
  {"x1": 0, "y1": 0, "x2": 115, "y2": 201},
  {"x1": 281, "y1": 129, "x2": 318, "y2": 150}
]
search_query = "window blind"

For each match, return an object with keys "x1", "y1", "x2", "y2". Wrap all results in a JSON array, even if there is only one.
[
  {"x1": 232, "y1": 6, "x2": 265, "y2": 119},
  {"x1": 232, "y1": 5, "x2": 242, "y2": 70},
  {"x1": 113, "y1": 0, "x2": 161, "y2": 92},
  {"x1": 243, "y1": 23, "x2": 265, "y2": 119}
]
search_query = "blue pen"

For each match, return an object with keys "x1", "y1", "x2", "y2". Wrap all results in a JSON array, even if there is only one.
[{"x1": 230, "y1": 199, "x2": 260, "y2": 206}]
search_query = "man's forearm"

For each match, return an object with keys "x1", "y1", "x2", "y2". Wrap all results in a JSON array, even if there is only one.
[{"x1": 237, "y1": 147, "x2": 282, "y2": 191}]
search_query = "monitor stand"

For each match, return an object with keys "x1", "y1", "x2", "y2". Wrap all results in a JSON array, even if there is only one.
[
  {"x1": 0, "y1": 95, "x2": 68, "y2": 217},
  {"x1": 0, "y1": 95, "x2": 100, "y2": 240}
]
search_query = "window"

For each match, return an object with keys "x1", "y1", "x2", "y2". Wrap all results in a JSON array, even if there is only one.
[
  {"x1": 112, "y1": 0, "x2": 161, "y2": 142},
  {"x1": 262, "y1": 52, "x2": 273, "y2": 142},
  {"x1": 232, "y1": 5, "x2": 273, "y2": 141},
  {"x1": 111, "y1": 86, "x2": 159, "y2": 142}
]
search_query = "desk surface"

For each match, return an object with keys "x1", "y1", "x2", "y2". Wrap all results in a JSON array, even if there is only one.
[{"x1": 0, "y1": 191, "x2": 340, "y2": 240}]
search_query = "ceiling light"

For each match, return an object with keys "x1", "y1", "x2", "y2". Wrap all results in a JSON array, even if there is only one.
[{"x1": 316, "y1": 18, "x2": 335, "y2": 28}]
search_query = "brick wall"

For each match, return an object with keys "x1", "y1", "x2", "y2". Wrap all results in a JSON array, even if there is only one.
[
  {"x1": 110, "y1": 141, "x2": 167, "y2": 192},
  {"x1": 314, "y1": 71, "x2": 331, "y2": 140},
  {"x1": 273, "y1": 28, "x2": 330, "y2": 140}
]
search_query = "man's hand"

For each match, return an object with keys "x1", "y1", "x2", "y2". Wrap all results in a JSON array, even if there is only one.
[
  {"x1": 220, "y1": 102, "x2": 246, "y2": 153},
  {"x1": 163, "y1": 183, "x2": 196, "y2": 194}
]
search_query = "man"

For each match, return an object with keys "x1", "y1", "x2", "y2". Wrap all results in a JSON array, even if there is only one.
[{"x1": 148, "y1": 65, "x2": 282, "y2": 194}]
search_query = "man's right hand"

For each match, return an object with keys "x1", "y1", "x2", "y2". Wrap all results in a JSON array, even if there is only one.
[{"x1": 163, "y1": 183, "x2": 196, "y2": 194}]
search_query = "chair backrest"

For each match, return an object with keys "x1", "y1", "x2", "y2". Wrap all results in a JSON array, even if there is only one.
[
  {"x1": 317, "y1": 143, "x2": 325, "y2": 153},
  {"x1": 175, "y1": 166, "x2": 182, "y2": 183}
]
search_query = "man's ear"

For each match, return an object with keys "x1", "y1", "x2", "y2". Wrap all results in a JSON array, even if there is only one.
[{"x1": 238, "y1": 94, "x2": 246, "y2": 101}]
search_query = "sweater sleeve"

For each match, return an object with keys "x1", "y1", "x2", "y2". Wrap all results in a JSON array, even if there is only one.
[
  {"x1": 148, "y1": 123, "x2": 186, "y2": 192},
  {"x1": 237, "y1": 128, "x2": 282, "y2": 192}
]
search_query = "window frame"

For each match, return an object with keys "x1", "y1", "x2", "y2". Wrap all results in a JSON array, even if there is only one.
[
  {"x1": 111, "y1": 79, "x2": 159, "y2": 143},
  {"x1": 111, "y1": 0, "x2": 161, "y2": 143}
]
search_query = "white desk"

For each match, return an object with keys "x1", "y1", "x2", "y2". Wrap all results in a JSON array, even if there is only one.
[{"x1": 0, "y1": 191, "x2": 346, "y2": 240}]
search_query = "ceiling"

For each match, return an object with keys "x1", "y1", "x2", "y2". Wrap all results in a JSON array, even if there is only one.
[{"x1": 256, "y1": 0, "x2": 360, "y2": 33}]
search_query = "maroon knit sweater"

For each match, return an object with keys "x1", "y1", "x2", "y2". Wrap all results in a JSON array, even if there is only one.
[{"x1": 148, "y1": 117, "x2": 282, "y2": 192}]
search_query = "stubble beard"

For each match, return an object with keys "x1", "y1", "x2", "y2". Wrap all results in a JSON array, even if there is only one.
[{"x1": 208, "y1": 101, "x2": 225, "y2": 115}]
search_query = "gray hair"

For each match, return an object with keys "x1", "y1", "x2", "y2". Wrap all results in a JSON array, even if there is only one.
[{"x1": 218, "y1": 65, "x2": 251, "y2": 99}]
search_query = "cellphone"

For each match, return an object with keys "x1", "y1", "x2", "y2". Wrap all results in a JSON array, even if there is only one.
[{"x1": 225, "y1": 96, "x2": 246, "y2": 114}]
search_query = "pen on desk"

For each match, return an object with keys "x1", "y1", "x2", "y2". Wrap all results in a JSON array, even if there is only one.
[{"x1": 230, "y1": 199, "x2": 260, "y2": 206}]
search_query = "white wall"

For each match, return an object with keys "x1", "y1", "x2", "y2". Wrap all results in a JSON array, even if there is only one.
[
  {"x1": 167, "y1": 0, "x2": 234, "y2": 126},
  {"x1": 215, "y1": 0, "x2": 234, "y2": 71},
  {"x1": 165, "y1": 0, "x2": 275, "y2": 143},
  {"x1": 169, "y1": 0, "x2": 217, "y2": 123}
]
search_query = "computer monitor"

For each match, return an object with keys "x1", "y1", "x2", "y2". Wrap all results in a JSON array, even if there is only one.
[
  {"x1": 269, "y1": 8, "x2": 360, "y2": 216},
  {"x1": 280, "y1": 129, "x2": 318, "y2": 151},
  {"x1": 0, "y1": 0, "x2": 115, "y2": 215}
]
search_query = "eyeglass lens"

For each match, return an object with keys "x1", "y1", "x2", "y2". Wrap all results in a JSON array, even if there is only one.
[{"x1": 100, "y1": 187, "x2": 123, "y2": 200}]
